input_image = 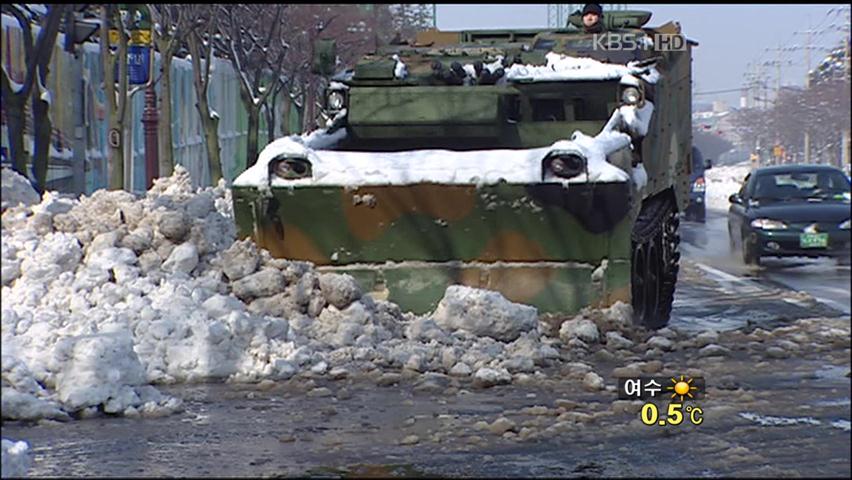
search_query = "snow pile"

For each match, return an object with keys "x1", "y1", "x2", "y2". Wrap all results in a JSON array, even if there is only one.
[
  {"x1": 606, "y1": 101, "x2": 654, "y2": 138},
  {"x1": 631, "y1": 164, "x2": 648, "y2": 191},
  {"x1": 2, "y1": 166, "x2": 236, "y2": 419},
  {"x1": 431, "y1": 286, "x2": 538, "y2": 342},
  {"x1": 506, "y1": 52, "x2": 660, "y2": 84},
  {"x1": 1, "y1": 166, "x2": 40, "y2": 211},
  {"x1": 546, "y1": 131, "x2": 631, "y2": 183},
  {"x1": 237, "y1": 138, "x2": 553, "y2": 187},
  {"x1": 1, "y1": 439, "x2": 30, "y2": 478},
  {"x1": 392, "y1": 54, "x2": 408, "y2": 79},
  {"x1": 239, "y1": 138, "x2": 632, "y2": 187},
  {"x1": 2, "y1": 165, "x2": 644, "y2": 422},
  {"x1": 705, "y1": 161, "x2": 751, "y2": 212}
]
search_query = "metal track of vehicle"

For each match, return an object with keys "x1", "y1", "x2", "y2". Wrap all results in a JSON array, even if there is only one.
[{"x1": 631, "y1": 193, "x2": 680, "y2": 329}]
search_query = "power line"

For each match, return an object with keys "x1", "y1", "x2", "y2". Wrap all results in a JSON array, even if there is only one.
[
  {"x1": 693, "y1": 87, "x2": 746, "y2": 96},
  {"x1": 742, "y1": 6, "x2": 849, "y2": 108}
]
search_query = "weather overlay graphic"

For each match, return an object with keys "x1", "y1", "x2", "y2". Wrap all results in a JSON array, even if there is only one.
[
  {"x1": 617, "y1": 374, "x2": 706, "y2": 427},
  {"x1": 667, "y1": 375, "x2": 701, "y2": 402}
]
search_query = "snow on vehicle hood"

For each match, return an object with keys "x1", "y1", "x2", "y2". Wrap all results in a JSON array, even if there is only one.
[
  {"x1": 233, "y1": 127, "x2": 638, "y2": 188},
  {"x1": 234, "y1": 136, "x2": 627, "y2": 189},
  {"x1": 234, "y1": 104, "x2": 655, "y2": 189}
]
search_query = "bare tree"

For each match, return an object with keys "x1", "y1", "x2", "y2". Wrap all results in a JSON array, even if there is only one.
[
  {"x1": 96, "y1": 5, "x2": 160, "y2": 190},
  {"x1": 214, "y1": 4, "x2": 288, "y2": 168},
  {"x1": 263, "y1": 73, "x2": 288, "y2": 143},
  {"x1": 98, "y1": 5, "x2": 125, "y2": 190},
  {"x1": 184, "y1": 5, "x2": 223, "y2": 184},
  {"x1": 148, "y1": 4, "x2": 187, "y2": 178},
  {"x1": 0, "y1": 4, "x2": 66, "y2": 186},
  {"x1": 731, "y1": 75, "x2": 850, "y2": 166},
  {"x1": 31, "y1": 5, "x2": 71, "y2": 193},
  {"x1": 279, "y1": 4, "x2": 396, "y2": 134},
  {"x1": 98, "y1": 4, "x2": 133, "y2": 190}
]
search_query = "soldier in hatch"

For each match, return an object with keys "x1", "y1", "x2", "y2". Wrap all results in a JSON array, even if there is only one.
[{"x1": 581, "y1": 3, "x2": 605, "y2": 33}]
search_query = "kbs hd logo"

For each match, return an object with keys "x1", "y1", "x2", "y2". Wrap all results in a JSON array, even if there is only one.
[{"x1": 593, "y1": 33, "x2": 687, "y2": 52}]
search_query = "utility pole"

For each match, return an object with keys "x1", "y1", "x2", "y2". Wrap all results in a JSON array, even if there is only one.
[
  {"x1": 805, "y1": 26, "x2": 811, "y2": 164},
  {"x1": 747, "y1": 64, "x2": 758, "y2": 108},
  {"x1": 764, "y1": 47, "x2": 785, "y2": 101},
  {"x1": 794, "y1": 21, "x2": 821, "y2": 164},
  {"x1": 776, "y1": 49, "x2": 781, "y2": 97}
]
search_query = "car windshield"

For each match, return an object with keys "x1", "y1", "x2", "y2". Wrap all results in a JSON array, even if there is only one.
[{"x1": 752, "y1": 170, "x2": 851, "y2": 202}]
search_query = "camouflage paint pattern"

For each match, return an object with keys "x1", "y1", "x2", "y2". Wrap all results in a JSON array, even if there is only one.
[{"x1": 233, "y1": 182, "x2": 632, "y2": 314}]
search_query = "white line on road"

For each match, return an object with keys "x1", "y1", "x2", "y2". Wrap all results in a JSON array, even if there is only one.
[
  {"x1": 694, "y1": 261, "x2": 849, "y2": 314},
  {"x1": 808, "y1": 296, "x2": 849, "y2": 313},
  {"x1": 693, "y1": 262, "x2": 764, "y2": 294},
  {"x1": 813, "y1": 286, "x2": 852, "y2": 297}
]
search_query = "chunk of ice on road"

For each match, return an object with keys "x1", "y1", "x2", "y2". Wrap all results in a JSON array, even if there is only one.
[
  {"x1": 559, "y1": 318, "x2": 600, "y2": 344},
  {"x1": 431, "y1": 285, "x2": 538, "y2": 342},
  {"x1": 738, "y1": 412, "x2": 821, "y2": 426},
  {"x1": 473, "y1": 367, "x2": 512, "y2": 388},
  {"x1": 1, "y1": 439, "x2": 31, "y2": 478},
  {"x1": 53, "y1": 331, "x2": 148, "y2": 412}
]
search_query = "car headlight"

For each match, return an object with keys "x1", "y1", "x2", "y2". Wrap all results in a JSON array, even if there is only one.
[
  {"x1": 270, "y1": 156, "x2": 312, "y2": 180},
  {"x1": 692, "y1": 177, "x2": 705, "y2": 193},
  {"x1": 621, "y1": 86, "x2": 642, "y2": 105},
  {"x1": 327, "y1": 90, "x2": 346, "y2": 111},
  {"x1": 750, "y1": 218, "x2": 788, "y2": 230},
  {"x1": 840, "y1": 219, "x2": 851, "y2": 229}
]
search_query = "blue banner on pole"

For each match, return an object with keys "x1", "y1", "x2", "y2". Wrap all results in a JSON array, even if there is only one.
[{"x1": 128, "y1": 45, "x2": 150, "y2": 85}]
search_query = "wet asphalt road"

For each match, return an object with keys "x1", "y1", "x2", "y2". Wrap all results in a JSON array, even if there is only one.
[{"x1": 680, "y1": 211, "x2": 851, "y2": 316}]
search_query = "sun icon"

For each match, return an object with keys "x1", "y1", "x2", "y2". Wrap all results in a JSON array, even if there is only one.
[{"x1": 666, "y1": 375, "x2": 698, "y2": 402}]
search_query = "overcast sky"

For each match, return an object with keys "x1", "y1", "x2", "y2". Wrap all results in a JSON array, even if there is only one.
[{"x1": 435, "y1": 4, "x2": 850, "y2": 107}]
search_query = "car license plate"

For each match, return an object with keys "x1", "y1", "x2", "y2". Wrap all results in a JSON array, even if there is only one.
[{"x1": 799, "y1": 232, "x2": 828, "y2": 248}]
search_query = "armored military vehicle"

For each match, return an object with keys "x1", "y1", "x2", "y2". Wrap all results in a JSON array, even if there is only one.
[{"x1": 232, "y1": 10, "x2": 696, "y2": 329}]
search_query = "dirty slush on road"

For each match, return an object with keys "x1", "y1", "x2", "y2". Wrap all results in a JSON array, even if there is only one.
[
  {"x1": 2, "y1": 167, "x2": 849, "y2": 477},
  {"x1": 6, "y1": 293, "x2": 851, "y2": 477}
]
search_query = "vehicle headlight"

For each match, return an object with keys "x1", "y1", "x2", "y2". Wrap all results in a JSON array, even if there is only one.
[
  {"x1": 621, "y1": 86, "x2": 642, "y2": 105},
  {"x1": 750, "y1": 218, "x2": 788, "y2": 230},
  {"x1": 840, "y1": 219, "x2": 851, "y2": 229},
  {"x1": 692, "y1": 177, "x2": 705, "y2": 193},
  {"x1": 327, "y1": 90, "x2": 346, "y2": 111},
  {"x1": 544, "y1": 153, "x2": 586, "y2": 179},
  {"x1": 271, "y1": 156, "x2": 312, "y2": 180}
]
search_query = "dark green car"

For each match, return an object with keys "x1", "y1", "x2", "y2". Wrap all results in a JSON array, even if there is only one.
[{"x1": 727, "y1": 164, "x2": 852, "y2": 265}]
